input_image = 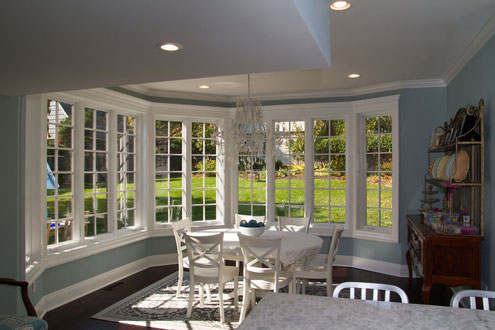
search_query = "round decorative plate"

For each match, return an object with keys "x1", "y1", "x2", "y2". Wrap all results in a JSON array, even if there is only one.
[
  {"x1": 437, "y1": 155, "x2": 450, "y2": 180},
  {"x1": 429, "y1": 158, "x2": 436, "y2": 177},
  {"x1": 431, "y1": 157, "x2": 441, "y2": 178},
  {"x1": 453, "y1": 151, "x2": 470, "y2": 182},
  {"x1": 446, "y1": 154, "x2": 456, "y2": 179}
]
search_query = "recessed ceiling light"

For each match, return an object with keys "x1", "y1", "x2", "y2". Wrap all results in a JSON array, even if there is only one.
[
  {"x1": 330, "y1": 1, "x2": 351, "y2": 11},
  {"x1": 199, "y1": 85, "x2": 210, "y2": 89},
  {"x1": 158, "y1": 43, "x2": 182, "y2": 52},
  {"x1": 347, "y1": 73, "x2": 360, "y2": 78}
]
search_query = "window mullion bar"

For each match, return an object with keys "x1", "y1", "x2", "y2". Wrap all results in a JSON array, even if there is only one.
[
  {"x1": 73, "y1": 103, "x2": 85, "y2": 241},
  {"x1": 108, "y1": 112, "x2": 117, "y2": 233},
  {"x1": 184, "y1": 120, "x2": 191, "y2": 221},
  {"x1": 305, "y1": 118, "x2": 313, "y2": 223}
]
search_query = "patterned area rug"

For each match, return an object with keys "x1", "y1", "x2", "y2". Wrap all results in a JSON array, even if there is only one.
[{"x1": 93, "y1": 271, "x2": 333, "y2": 329}]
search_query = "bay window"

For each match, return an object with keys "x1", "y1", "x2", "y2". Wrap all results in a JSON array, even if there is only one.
[{"x1": 43, "y1": 97, "x2": 141, "y2": 249}]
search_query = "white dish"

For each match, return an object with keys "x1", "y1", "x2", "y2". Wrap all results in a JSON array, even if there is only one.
[{"x1": 239, "y1": 226, "x2": 265, "y2": 237}]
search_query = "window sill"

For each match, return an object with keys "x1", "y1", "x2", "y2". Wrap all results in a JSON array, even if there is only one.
[
  {"x1": 353, "y1": 227, "x2": 398, "y2": 244},
  {"x1": 42, "y1": 228, "x2": 148, "y2": 269}
]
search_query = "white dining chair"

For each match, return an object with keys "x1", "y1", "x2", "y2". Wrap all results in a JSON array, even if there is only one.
[
  {"x1": 333, "y1": 281, "x2": 409, "y2": 303},
  {"x1": 278, "y1": 216, "x2": 311, "y2": 234},
  {"x1": 451, "y1": 289, "x2": 495, "y2": 311},
  {"x1": 238, "y1": 233, "x2": 293, "y2": 323},
  {"x1": 234, "y1": 214, "x2": 267, "y2": 228},
  {"x1": 184, "y1": 232, "x2": 239, "y2": 323},
  {"x1": 293, "y1": 225, "x2": 344, "y2": 296},
  {"x1": 172, "y1": 218, "x2": 192, "y2": 298}
]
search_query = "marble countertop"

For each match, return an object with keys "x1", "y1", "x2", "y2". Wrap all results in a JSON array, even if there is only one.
[{"x1": 237, "y1": 292, "x2": 495, "y2": 330}]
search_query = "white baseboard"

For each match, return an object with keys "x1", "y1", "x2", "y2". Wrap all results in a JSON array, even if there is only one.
[
  {"x1": 35, "y1": 253, "x2": 178, "y2": 317},
  {"x1": 334, "y1": 255, "x2": 417, "y2": 279},
  {"x1": 35, "y1": 253, "x2": 414, "y2": 316}
]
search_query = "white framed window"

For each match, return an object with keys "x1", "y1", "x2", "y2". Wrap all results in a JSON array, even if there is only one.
[
  {"x1": 117, "y1": 114, "x2": 137, "y2": 229},
  {"x1": 274, "y1": 120, "x2": 305, "y2": 218},
  {"x1": 353, "y1": 96, "x2": 399, "y2": 243},
  {"x1": 46, "y1": 100, "x2": 75, "y2": 245},
  {"x1": 313, "y1": 119, "x2": 347, "y2": 224},
  {"x1": 41, "y1": 96, "x2": 143, "y2": 251},
  {"x1": 191, "y1": 122, "x2": 218, "y2": 221},
  {"x1": 154, "y1": 120, "x2": 184, "y2": 223},
  {"x1": 237, "y1": 154, "x2": 267, "y2": 216},
  {"x1": 84, "y1": 108, "x2": 109, "y2": 237},
  {"x1": 153, "y1": 117, "x2": 223, "y2": 225}
]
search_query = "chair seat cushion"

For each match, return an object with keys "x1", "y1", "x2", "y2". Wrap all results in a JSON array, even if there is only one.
[{"x1": 0, "y1": 315, "x2": 48, "y2": 330}]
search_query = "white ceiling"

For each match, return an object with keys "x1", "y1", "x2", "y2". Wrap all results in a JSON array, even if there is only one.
[
  {"x1": 0, "y1": 0, "x2": 331, "y2": 96},
  {"x1": 125, "y1": 0, "x2": 495, "y2": 100},
  {"x1": 1, "y1": 0, "x2": 495, "y2": 99}
]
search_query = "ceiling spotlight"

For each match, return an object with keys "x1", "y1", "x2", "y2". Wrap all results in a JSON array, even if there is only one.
[
  {"x1": 199, "y1": 85, "x2": 210, "y2": 89},
  {"x1": 347, "y1": 73, "x2": 360, "y2": 78},
  {"x1": 330, "y1": 1, "x2": 351, "y2": 10},
  {"x1": 159, "y1": 43, "x2": 182, "y2": 52}
]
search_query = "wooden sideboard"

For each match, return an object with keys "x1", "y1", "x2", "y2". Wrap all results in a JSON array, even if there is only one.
[{"x1": 406, "y1": 214, "x2": 482, "y2": 304}]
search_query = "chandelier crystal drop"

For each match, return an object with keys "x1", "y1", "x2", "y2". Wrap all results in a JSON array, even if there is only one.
[{"x1": 214, "y1": 74, "x2": 281, "y2": 169}]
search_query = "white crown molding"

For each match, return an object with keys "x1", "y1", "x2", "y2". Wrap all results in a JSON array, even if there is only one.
[
  {"x1": 49, "y1": 88, "x2": 151, "y2": 113},
  {"x1": 124, "y1": 84, "x2": 233, "y2": 103},
  {"x1": 118, "y1": 79, "x2": 445, "y2": 104},
  {"x1": 444, "y1": 13, "x2": 495, "y2": 85},
  {"x1": 249, "y1": 79, "x2": 445, "y2": 102},
  {"x1": 35, "y1": 253, "x2": 178, "y2": 317}
]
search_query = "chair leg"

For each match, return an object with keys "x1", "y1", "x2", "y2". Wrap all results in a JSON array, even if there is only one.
[
  {"x1": 234, "y1": 275, "x2": 239, "y2": 310},
  {"x1": 186, "y1": 276, "x2": 195, "y2": 318},
  {"x1": 199, "y1": 284, "x2": 205, "y2": 307},
  {"x1": 239, "y1": 279, "x2": 250, "y2": 323},
  {"x1": 327, "y1": 274, "x2": 333, "y2": 297},
  {"x1": 250, "y1": 290, "x2": 255, "y2": 309},
  {"x1": 177, "y1": 268, "x2": 183, "y2": 298},
  {"x1": 219, "y1": 282, "x2": 225, "y2": 323},
  {"x1": 302, "y1": 279, "x2": 307, "y2": 295},
  {"x1": 205, "y1": 284, "x2": 212, "y2": 301}
]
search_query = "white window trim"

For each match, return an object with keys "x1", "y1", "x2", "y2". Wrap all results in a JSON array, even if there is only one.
[
  {"x1": 25, "y1": 91, "x2": 148, "y2": 278},
  {"x1": 351, "y1": 95, "x2": 400, "y2": 243},
  {"x1": 152, "y1": 115, "x2": 226, "y2": 228},
  {"x1": 263, "y1": 95, "x2": 400, "y2": 242}
]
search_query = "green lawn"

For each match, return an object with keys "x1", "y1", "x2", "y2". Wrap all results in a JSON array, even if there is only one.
[{"x1": 47, "y1": 174, "x2": 392, "y2": 244}]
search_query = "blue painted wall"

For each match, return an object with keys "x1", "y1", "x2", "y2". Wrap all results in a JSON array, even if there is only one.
[
  {"x1": 0, "y1": 94, "x2": 24, "y2": 314},
  {"x1": 447, "y1": 34, "x2": 495, "y2": 290}
]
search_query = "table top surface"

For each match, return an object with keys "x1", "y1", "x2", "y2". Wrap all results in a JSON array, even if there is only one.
[
  {"x1": 237, "y1": 292, "x2": 495, "y2": 330},
  {"x1": 193, "y1": 228, "x2": 324, "y2": 265}
]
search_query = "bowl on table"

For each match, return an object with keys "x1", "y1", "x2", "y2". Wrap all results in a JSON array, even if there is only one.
[{"x1": 239, "y1": 219, "x2": 265, "y2": 237}]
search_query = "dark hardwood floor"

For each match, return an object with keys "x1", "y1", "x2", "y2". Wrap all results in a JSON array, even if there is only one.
[{"x1": 42, "y1": 265, "x2": 453, "y2": 329}]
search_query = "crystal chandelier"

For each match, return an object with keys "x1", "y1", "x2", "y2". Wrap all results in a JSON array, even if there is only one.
[{"x1": 215, "y1": 74, "x2": 279, "y2": 168}]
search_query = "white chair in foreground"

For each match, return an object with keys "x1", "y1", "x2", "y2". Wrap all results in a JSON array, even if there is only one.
[
  {"x1": 333, "y1": 281, "x2": 409, "y2": 303},
  {"x1": 184, "y1": 232, "x2": 239, "y2": 323},
  {"x1": 234, "y1": 214, "x2": 267, "y2": 228},
  {"x1": 293, "y1": 225, "x2": 344, "y2": 296},
  {"x1": 451, "y1": 289, "x2": 495, "y2": 311},
  {"x1": 172, "y1": 218, "x2": 192, "y2": 298},
  {"x1": 238, "y1": 233, "x2": 293, "y2": 323},
  {"x1": 278, "y1": 216, "x2": 311, "y2": 234}
]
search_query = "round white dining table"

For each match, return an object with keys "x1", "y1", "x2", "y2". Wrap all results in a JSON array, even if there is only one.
[{"x1": 193, "y1": 227, "x2": 324, "y2": 265}]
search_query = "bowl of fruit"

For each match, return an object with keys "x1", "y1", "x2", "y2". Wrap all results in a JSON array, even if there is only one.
[{"x1": 239, "y1": 219, "x2": 265, "y2": 237}]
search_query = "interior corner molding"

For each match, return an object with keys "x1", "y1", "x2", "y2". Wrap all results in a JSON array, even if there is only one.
[
  {"x1": 444, "y1": 13, "x2": 495, "y2": 85},
  {"x1": 35, "y1": 253, "x2": 178, "y2": 317}
]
